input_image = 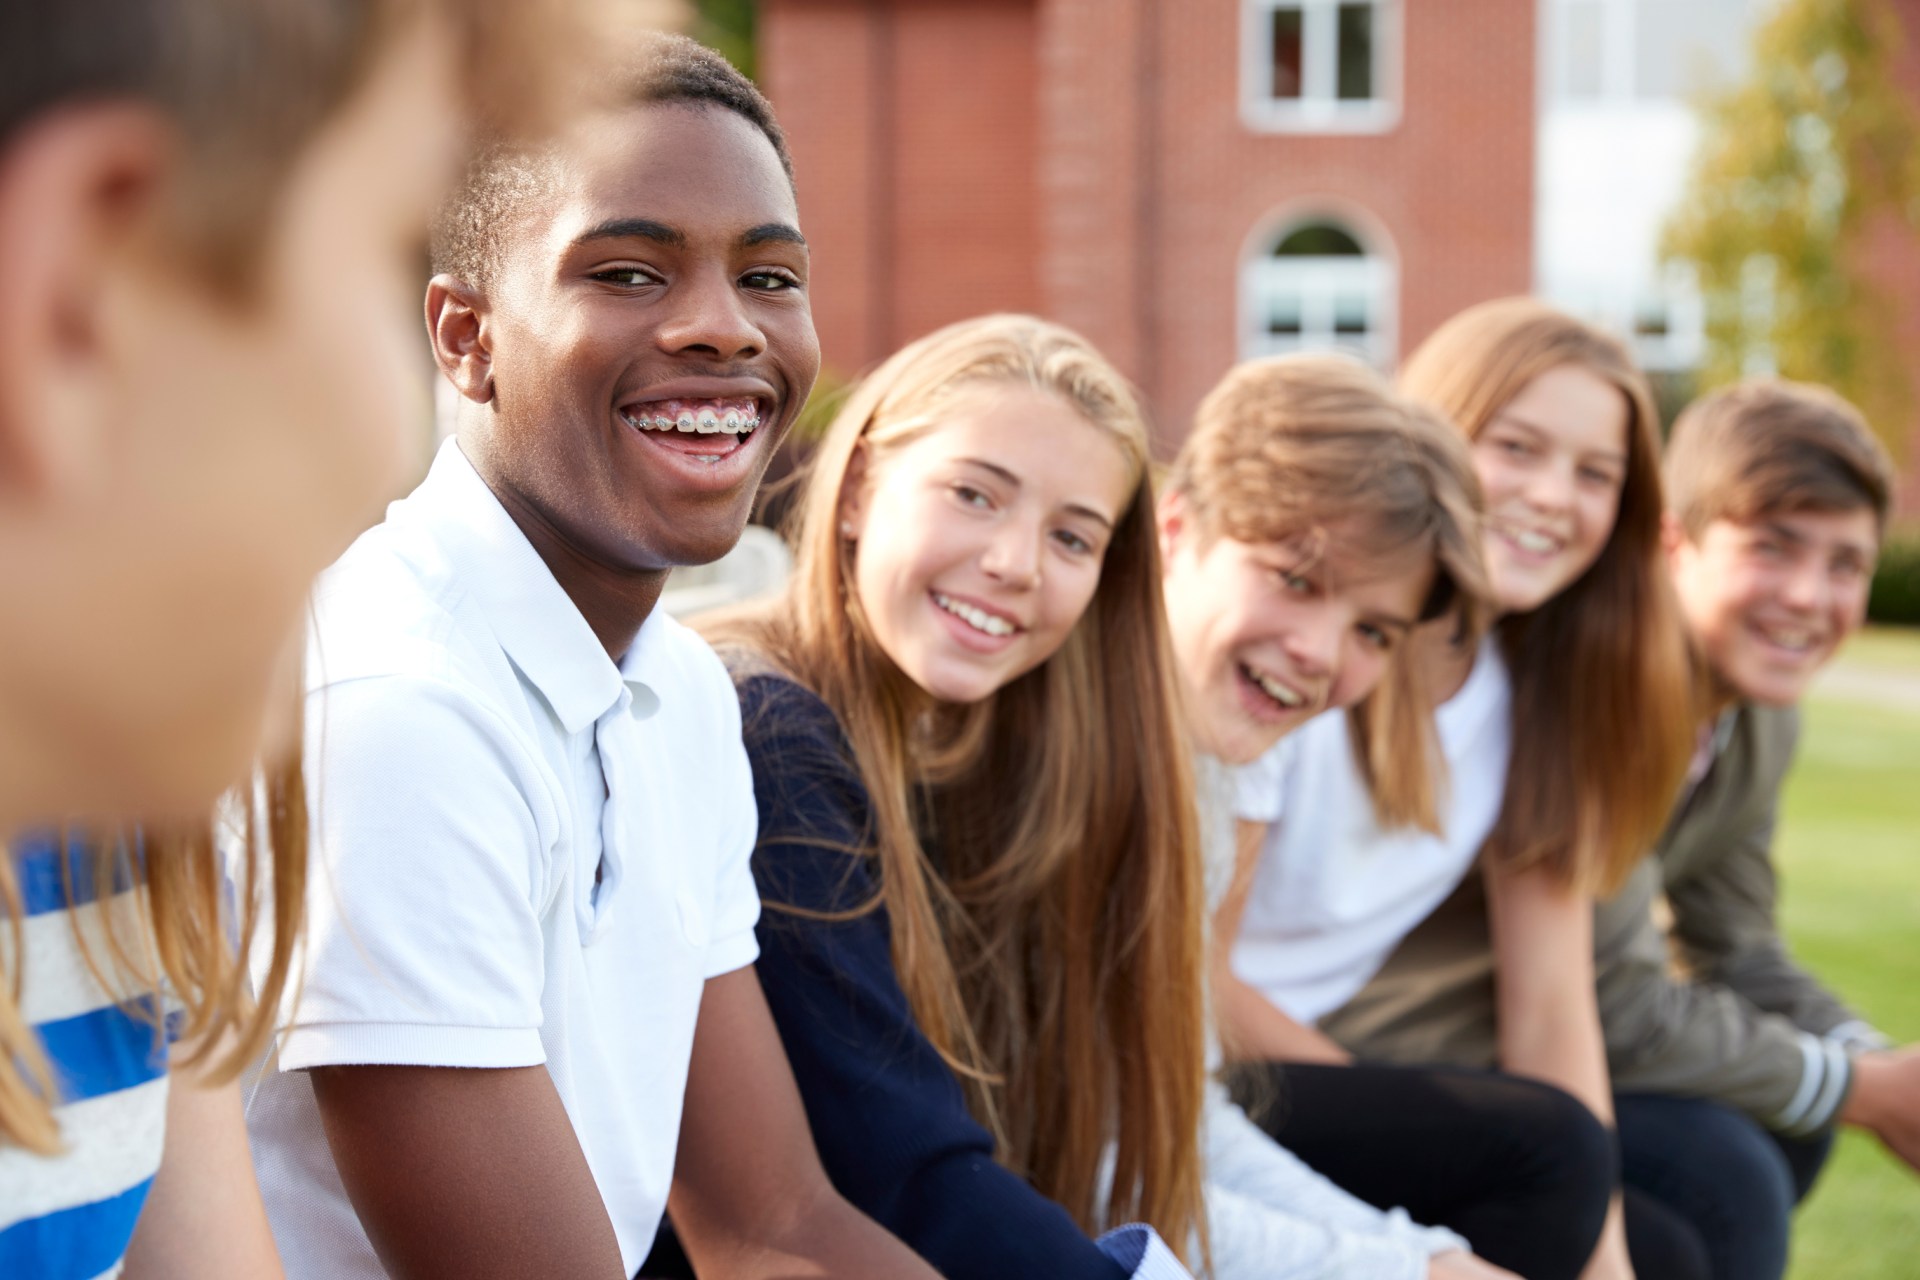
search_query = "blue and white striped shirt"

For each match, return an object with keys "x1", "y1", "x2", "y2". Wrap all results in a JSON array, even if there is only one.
[{"x1": 0, "y1": 835, "x2": 170, "y2": 1280}]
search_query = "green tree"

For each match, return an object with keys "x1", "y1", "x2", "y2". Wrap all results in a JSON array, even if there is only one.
[
  {"x1": 1663, "y1": 0, "x2": 1920, "y2": 456},
  {"x1": 693, "y1": 0, "x2": 757, "y2": 81}
]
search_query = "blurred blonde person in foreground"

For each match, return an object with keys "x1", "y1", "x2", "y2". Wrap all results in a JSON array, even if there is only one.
[{"x1": 0, "y1": 2, "x2": 585, "y2": 1276}]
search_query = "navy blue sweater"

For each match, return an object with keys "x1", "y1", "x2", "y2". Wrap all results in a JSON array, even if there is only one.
[{"x1": 737, "y1": 672, "x2": 1129, "y2": 1280}]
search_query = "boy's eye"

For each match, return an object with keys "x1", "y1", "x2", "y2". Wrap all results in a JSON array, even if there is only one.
[
  {"x1": 1277, "y1": 570, "x2": 1313, "y2": 596},
  {"x1": 591, "y1": 267, "x2": 659, "y2": 287},
  {"x1": 742, "y1": 269, "x2": 799, "y2": 291}
]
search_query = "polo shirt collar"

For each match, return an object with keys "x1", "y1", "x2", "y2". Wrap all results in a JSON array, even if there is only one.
[{"x1": 404, "y1": 439, "x2": 626, "y2": 735}]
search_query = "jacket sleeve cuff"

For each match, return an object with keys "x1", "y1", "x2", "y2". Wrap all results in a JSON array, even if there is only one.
[
  {"x1": 1770, "y1": 1032, "x2": 1851, "y2": 1136},
  {"x1": 1827, "y1": 1019, "x2": 1892, "y2": 1054}
]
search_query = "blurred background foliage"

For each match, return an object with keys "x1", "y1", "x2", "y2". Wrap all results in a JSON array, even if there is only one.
[
  {"x1": 1868, "y1": 533, "x2": 1920, "y2": 623},
  {"x1": 693, "y1": 0, "x2": 758, "y2": 80},
  {"x1": 1663, "y1": 0, "x2": 1920, "y2": 463}
]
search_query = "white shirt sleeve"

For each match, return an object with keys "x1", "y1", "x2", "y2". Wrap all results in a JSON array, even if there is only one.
[
  {"x1": 702, "y1": 675, "x2": 761, "y2": 980},
  {"x1": 274, "y1": 674, "x2": 558, "y2": 1072},
  {"x1": 1201, "y1": 1080, "x2": 1468, "y2": 1280},
  {"x1": 1231, "y1": 736, "x2": 1297, "y2": 825}
]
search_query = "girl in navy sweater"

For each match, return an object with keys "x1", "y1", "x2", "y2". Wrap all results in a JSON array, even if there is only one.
[{"x1": 703, "y1": 314, "x2": 1208, "y2": 1278}]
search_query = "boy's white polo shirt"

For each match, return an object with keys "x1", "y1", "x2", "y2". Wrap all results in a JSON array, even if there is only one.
[{"x1": 243, "y1": 439, "x2": 761, "y2": 1279}]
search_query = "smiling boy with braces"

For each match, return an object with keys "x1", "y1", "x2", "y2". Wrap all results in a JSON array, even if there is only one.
[{"x1": 238, "y1": 35, "x2": 939, "y2": 1280}]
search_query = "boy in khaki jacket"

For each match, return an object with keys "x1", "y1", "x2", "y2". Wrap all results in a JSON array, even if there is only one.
[{"x1": 1322, "y1": 379, "x2": 1918, "y2": 1279}]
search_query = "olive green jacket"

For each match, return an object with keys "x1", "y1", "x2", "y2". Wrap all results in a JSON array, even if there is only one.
[{"x1": 1320, "y1": 703, "x2": 1876, "y2": 1135}]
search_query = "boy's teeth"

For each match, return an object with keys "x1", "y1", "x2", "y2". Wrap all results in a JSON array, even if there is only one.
[
  {"x1": 934, "y1": 592, "x2": 1015, "y2": 637},
  {"x1": 624, "y1": 398, "x2": 762, "y2": 434}
]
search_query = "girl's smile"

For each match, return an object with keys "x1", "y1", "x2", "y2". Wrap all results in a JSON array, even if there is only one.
[{"x1": 843, "y1": 384, "x2": 1133, "y2": 705}]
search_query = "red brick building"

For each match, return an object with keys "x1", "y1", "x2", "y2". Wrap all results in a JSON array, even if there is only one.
[{"x1": 761, "y1": 0, "x2": 1536, "y2": 450}]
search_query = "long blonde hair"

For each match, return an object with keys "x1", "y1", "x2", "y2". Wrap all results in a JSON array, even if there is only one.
[
  {"x1": 1166, "y1": 354, "x2": 1491, "y2": 832},
  {"x1": 706, "y1": 315, "x2": 1209, "y2": 1258},
  {"x1": 1, "y1": 750, "x2": 308, "y2": 1153},
  {"x1": 1400, "y1": 298, "x2": 1694, "y2": 894}
]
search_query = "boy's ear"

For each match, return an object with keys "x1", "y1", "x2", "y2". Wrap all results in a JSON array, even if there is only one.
[
  {"x1": 1660, "y1": 511, "x2": 1690, "y2": 563},
  {"x1": 426, "y1": 273, "x2": 495, "y2": 405},
  {"x1": 1157, "y1": 487, "x2": 1190, "y2": 561},
  {"x1": 0, "y1": 103, "x2": 173, "y2": 501}
]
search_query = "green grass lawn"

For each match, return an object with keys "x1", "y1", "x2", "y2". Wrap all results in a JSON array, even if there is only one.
[
  {"x1": 1823, "y1": 624, "x2": 1920, "y2": 677},
  {"x1": 1777, "y1": 626, "x2": 1920, "y2": 1278}
]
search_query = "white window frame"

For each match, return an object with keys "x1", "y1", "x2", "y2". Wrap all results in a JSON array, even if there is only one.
[
  {"x1": 1241, "y1": 0, "x2": 1402, "y2": 135},
  {"x1": 1238, "y1": 211, "x2": 1398, "y2": 367},
  {"x1": 1544, "y1": 0, "x2": 1636, "y2": 105}
]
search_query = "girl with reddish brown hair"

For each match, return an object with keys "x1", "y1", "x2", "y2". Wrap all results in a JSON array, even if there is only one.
[{"x1": 1218, "y1": 298, "x2": 1694, "y2": 1280}]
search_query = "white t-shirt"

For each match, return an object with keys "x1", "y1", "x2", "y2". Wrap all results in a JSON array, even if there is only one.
[
  {"x1": 1229, "y1": 638, "x2": 1511, "y2": 1024},
  {"x1": 243, "y1": 440, "x2": 762, "y2": 1279},
  {"x1": 1190, "y1": 757, "x2": 1469, "y2": 1280}
]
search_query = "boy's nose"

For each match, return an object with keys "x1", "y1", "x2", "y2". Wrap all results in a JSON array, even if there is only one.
[{"x1": 658, "y1": 269, "x2": 765, "y2": 361}]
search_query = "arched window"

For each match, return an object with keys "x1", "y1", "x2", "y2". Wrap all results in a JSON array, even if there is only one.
[{"x1": 1240, "y1": 214, "x2": 1396, "y2": 365}]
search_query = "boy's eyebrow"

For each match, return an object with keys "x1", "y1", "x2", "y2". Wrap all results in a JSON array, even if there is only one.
[
  {"x1": 570, "y1": 219, "x2": 809, "y2": 252},
  {"x1": 574, "y1": 217, "x2": 684, "y2": 248},
  {"x1": 958, "y1": 457, "x2": 1115, "y2": 530},
  {"x1": 741, "y1": 223, "x2": 808, "y2": 249},
  {"x1": 1762, "y1": 520, "x2": 1812, "y2": 548}
]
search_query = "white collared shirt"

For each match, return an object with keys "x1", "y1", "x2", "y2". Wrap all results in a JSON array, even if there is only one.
[
  {"x1": 1229, "y1": 637, "x2": 1511, "y2": 1024},
  {"x1": 243, "y1": 439, "x2": 761, "y2": 1279}
]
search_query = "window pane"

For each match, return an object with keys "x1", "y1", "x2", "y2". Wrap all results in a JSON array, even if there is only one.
[
  {"x1": 1333, "y1": 290, "x2": 1371, "y2": 334},
  {"x1": 1275, "y1": 222, "x2": 1365, "y2": 257},
  {"x1": 1634, "y1": 0, "x2": 1753, "y2": 100},
  {"x1": 1271, "y1": 7, "x2": 1304, "y2": 99},
  {"x1": 1267, "y1": 293, "x2": 1304, "y2": 336},
  {"x1": 1562, "y1": 0, "x2": 1606, "y2": 100},
  {"x1": 1336, "y1": 3, "x2": 1375, "y2": 101}
]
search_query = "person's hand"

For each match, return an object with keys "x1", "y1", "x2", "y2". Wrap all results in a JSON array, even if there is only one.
[
  {"x1": 1428, "y1": 1249, "x2": 1526, "y2": 1280},
  {"x1": 1842, "y1": 1044, "x2": 1920, "y2": 1172}
]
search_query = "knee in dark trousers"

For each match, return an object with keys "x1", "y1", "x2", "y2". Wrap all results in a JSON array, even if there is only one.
[{"x1": 1616, "y1": 1094, "x2": 1797, "y2": 1280}]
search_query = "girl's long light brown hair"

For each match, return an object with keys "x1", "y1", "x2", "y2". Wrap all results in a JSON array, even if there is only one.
[
  {"x1": 0, "y1": 749, "x2": 309, "y2": 1154},
  {"x1": 705, "y1": 315, "x2": 1210, "y2": 1260},
  {"x1": 1166, "y1": 354, "x2": 1493, "y2": 832},
  {"x1": 1400, "y1": 298, "x2": 1694, "y2": 894}
]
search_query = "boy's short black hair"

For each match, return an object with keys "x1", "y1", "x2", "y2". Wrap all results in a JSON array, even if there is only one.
[
  {"x1": 1665, "y1": 378, "x2": 1896, "y2": 538},
  {"x1": 430, "y1": 32, "x2": 791, "y2": 289}
]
